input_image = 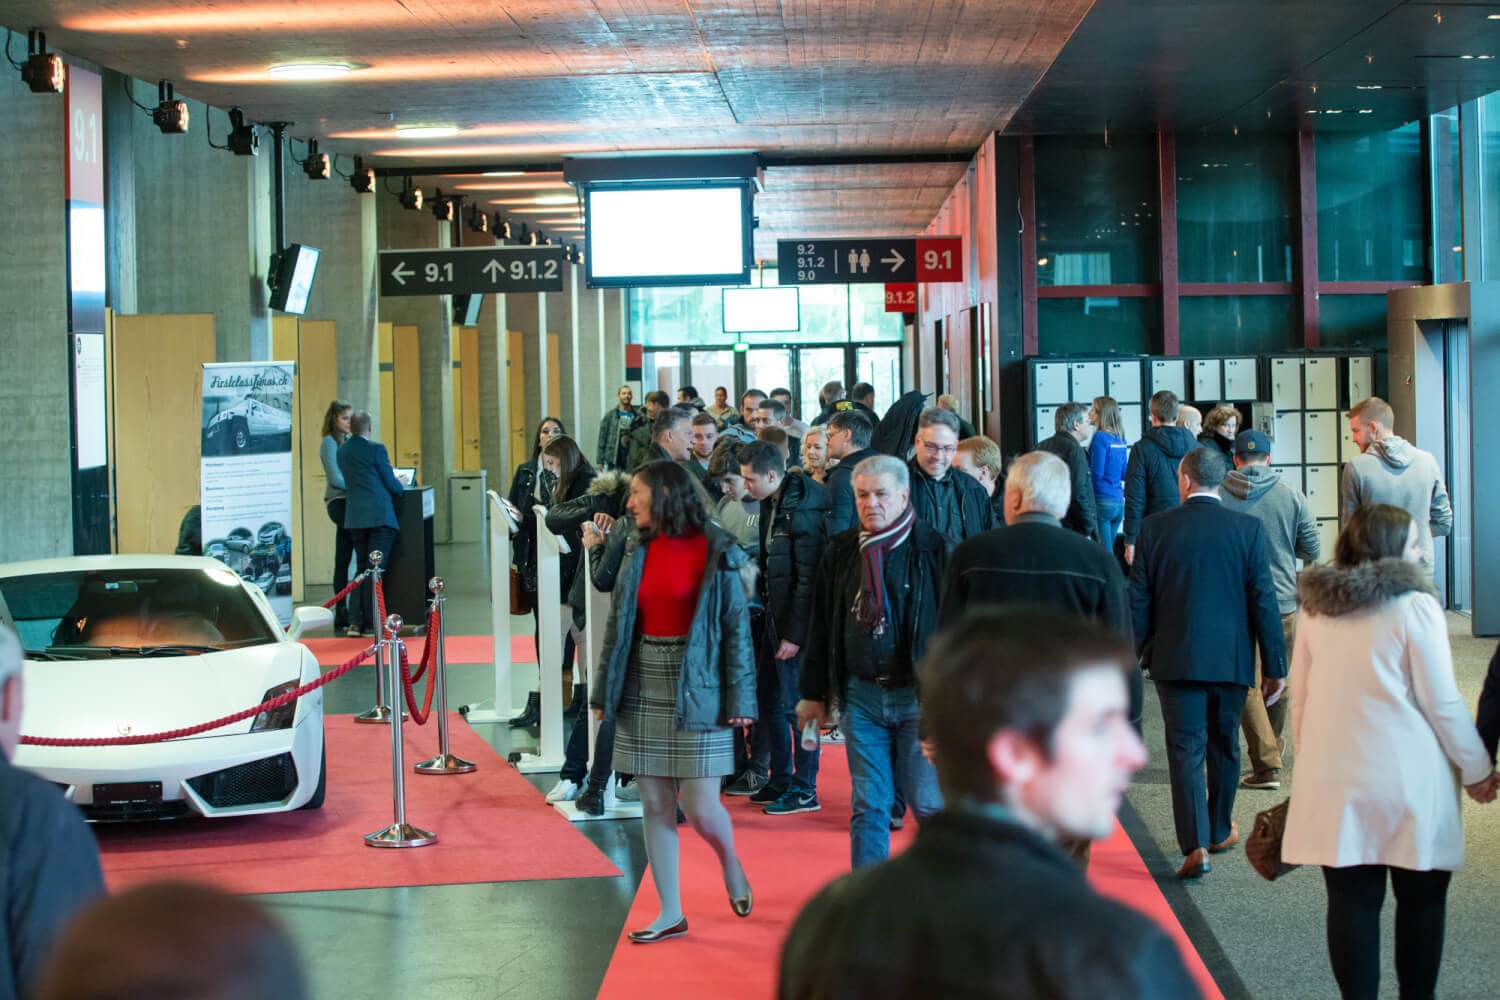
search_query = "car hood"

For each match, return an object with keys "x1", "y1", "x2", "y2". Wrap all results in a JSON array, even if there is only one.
[{"x1": 21, "y1": 642, "x2": 312, "y2": 740}]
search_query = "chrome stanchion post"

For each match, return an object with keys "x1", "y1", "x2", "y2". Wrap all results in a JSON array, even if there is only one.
[
  {"x1": 416, "y1": 577, "x2": 476, "y2": 775},
  {"x1": 353, "y1": 551, "x2": 396, "y2": 724},
  {"x1": 365, "y1": 613, "x2": 437, "y2": 848}
]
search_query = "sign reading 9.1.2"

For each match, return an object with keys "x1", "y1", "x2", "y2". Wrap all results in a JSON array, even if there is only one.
[
  {"x1": 776, "y1": 237, "x2": 962, "y2": 286},
  {"x1": 378, "y1": 245, "x2": 567, "y2": 297}
]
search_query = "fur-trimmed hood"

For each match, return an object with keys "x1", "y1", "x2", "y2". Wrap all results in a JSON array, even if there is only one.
[
  {"x1": 586, "y1": 469, "x2": 630, "y2": 498},
  {"x1": 1298, "y1": 558, "x2": 1436, "y2": 617}
]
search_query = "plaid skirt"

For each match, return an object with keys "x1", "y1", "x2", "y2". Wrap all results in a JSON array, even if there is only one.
[{"x1": 614, "y1": 634, "x2": 734, "y2": 779}]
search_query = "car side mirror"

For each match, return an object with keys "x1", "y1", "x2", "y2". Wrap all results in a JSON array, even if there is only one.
[{"x1": 287, "y1": 605, "x2": 334, "y2": 640}]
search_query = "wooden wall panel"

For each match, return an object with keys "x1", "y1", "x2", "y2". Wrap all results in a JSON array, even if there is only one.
[
  {"x1": 507, "y1": 331, "x2": 528, "y2": 472},
  {"x1": 392, "y1": 324, "x2": 423, "y2": 472},
  {"x1": 547, "y1": 333, "x2": 562, "y2": 422},
  {"x1": 270, "y1": 317, "x2": 304, "y2": 601},
  {"x1": 109, "y1": 313, "x2": 215, "y2": 554},
  {"x1": 460, "y1": 325, "x2": 481, "y2": 471},
  {"x1": 294, "y1": 320, "x2": 339, "y2": 588},
  {"x1": 377, "y1": 321, "x2": 395, "y2": 452}
]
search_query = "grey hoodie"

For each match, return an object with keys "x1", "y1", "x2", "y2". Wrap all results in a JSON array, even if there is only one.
[
  {"x1": 1221, "y1": 463, "x2": 1320, "y2": 613},
  {"x1": 1340, "y1": 435, "x2": 1452, "y2": 573}
]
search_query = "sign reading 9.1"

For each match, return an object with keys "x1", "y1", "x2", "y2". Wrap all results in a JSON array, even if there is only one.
[{"x1": 795, "y1": 243, "x2": 827, "y2": 282}]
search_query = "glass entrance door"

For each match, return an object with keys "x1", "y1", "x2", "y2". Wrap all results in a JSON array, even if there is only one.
[{"x1": 797, "y1": 348, "x2": 846, "y2": 424}]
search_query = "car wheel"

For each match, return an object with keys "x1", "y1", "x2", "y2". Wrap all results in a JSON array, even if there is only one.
[
  {"x1": 231, "y1": 420, "x2": 249, "y2": 452},
  {"x1": 300, "y1": 738, "x2": 326, "y2": 810}
]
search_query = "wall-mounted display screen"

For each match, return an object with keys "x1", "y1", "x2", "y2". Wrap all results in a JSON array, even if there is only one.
[
  {"x1": 585, "y1": 183, "x2": 751, "y2": 288},
  {"x1": 722, "y1": 286, "x2": 800, "y2": 333},
  {"x1": 269, "y1": 243, "x2": 320, "y2": 315}
]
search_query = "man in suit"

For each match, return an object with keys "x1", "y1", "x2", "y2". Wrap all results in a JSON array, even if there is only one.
[
  {"x1": 337, "y1": 410, "x2": 406, "y2": 637},
  {"x1": 1035, "y1": 403, "x2": 1098, "y2": 541},
  {"x1": 1130, "y1": 447, "x2": 1286, "y2": 880}
]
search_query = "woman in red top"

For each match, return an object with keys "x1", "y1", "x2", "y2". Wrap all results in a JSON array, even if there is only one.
[{"x1": 586, "y1": 461, "x2": 758, "y2": 943}]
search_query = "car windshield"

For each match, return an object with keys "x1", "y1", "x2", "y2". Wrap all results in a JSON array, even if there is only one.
[{"x1": 0, "y1": 567, "x2": 279, "y2": 656}]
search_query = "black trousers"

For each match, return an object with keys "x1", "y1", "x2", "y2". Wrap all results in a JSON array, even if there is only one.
[
  {"x1": 348, "y1": 526, "x2": 397, "y2": 632},
  {"x1": 1155, "y1": 680, "x2": 1246, "y2": 855},
  {"x1": 325, "y1": 499, "x2": 355, "y2": 626},
  {"x1": 1322, "y1": 864, "x2": 1452, "y2": 1000}
]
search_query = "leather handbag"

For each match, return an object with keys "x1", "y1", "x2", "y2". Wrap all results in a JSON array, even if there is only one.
[
  {"x1": 1246, "y1": 798, "x2": 1298, "y2": 881},
  {"x1": 509, "y1": 567, "x2": 534, "y2": 616}
]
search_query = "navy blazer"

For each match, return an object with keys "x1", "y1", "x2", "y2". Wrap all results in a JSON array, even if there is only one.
[
  {"x1": 337, "y1": 435, "x2": 405, "y2": 531},
  {"x1": 1129, "y1": 495, "x2": 1285, "y2": 686}
]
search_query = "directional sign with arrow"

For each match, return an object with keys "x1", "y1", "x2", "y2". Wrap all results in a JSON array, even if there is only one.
[
  {"x1": 378, "y1": 245, "x2": 567, "y2": 297},
  {"x1": 776, "y1": 237, "x2": 962, "y2": 285}
]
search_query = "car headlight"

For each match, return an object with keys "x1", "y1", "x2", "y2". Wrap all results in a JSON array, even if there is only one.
[{"x1": 250, "y1": 681, "x2": 299, "y2": 732}]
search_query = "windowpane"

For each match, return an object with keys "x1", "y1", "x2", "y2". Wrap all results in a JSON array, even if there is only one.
[
  {"x1": 744, "y1": 349, "x2": 791, "y2": 400},
  {"x1": 688, "y1": 350, "x2": 736, "y2": 403},
  {"x1": 849, "y1": 284, "x2": 904, "y2": 342},
  {"x1": 1176, "y1": 134, "x2": 1296, "y2": 283},
  {"x1": 1035, "y1": 135, "x2": 1159, "y2": 286},
  {"x1": 798, "y1": 348, "x2": 846, "y2": 424},
  {"x1": 1036, "y1": 297, "x2": 1158, "y2": 356},
  {"x1": 1479, "y1": 93, "x2": 1500, "y2": 281},
  {"x1": 855, "y1": 346, "x2": 902, "y2": 417},
  {"x1": 1178, "y1": 296, "x2": 1298, "y2": 356},
  {"x1": 1315, "y1": 123, "x2": 1425, "y2": 282}
]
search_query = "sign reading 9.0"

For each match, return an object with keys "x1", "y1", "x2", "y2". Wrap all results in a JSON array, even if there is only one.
[{"x1": 776, "y1": 237, "x2": 962, "y2": 285}]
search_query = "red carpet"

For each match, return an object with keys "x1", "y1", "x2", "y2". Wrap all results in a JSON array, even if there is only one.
[
  {"x1": 598, "y1": 745, "x2": 1220, "y2": 1000},
  {"x1": 93, "y1": 713, "x2": 616, "y2": 895},
  {"x1": 303, "y1": 634, "x2": 537, "y2": 666}
]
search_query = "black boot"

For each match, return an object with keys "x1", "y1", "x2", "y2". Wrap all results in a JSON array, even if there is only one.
[
  {"x1": 508, "y1": 691, "x2": 540, "y2": 728},
  {"x1": 564, "y1": 684, "x2": 587, "y2": 719},
  {"x1": 575, "y1": 778, "x2": 606, "y2": 816}
]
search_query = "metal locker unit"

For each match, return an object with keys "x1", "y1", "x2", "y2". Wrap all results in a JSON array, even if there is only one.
[
  {"x1": 1346, "y1": 354, "x2": 1374, "y2": 405},
  {"x1": 1303, "y1": 411, "x2": 1340, "y2": 465},
  {"x1": 1304, "y1": 356, "x2": 1339, "y2": 410},
  {"x1": 1035, "y1": 405, "x2": 1058, "y2": 446},
  {"x1": 1340, "y1": 419, "x2": 1359, "y2": 462},
  {"x1": 1272, "y1": 465, "x2": 1304, "y2": 493},
  {"x1": 1149, "y1": 358, "x2": 1187, "y2": 399},
  {"x1": 1270, "y1": 357, "x2": 1302, "y2": 410},
  {"x1": 1315, "y1": 519, "x2": 1341, "y2": 563},
  {"x1": 1305, "y1": 465, "x2": 1341, "y2": 519},
  {"x1": 1106, "y1": 360, "x2": 1143, "y2": 403},
  {"x1": 1070, "y1": 361, "x2": 1105, "y2": 403},
  {"x1": 1033, "y1": 362, "x2": 1070, "y2": 405},
  {"x1": 1223, "y1": 357, "x2": 1258, "y2": 400},
  {"x1": 1120, "y1": 404, "x2": 1144, "y2": 445},
  {"x1": 1191, "y1": 358, "x2": 1222, "y2": 401},
  {"x1": 1271, "y1": 411, "x2": 1303, "y2": 465}
]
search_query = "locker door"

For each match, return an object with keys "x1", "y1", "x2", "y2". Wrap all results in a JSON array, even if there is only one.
[
  {"x1": 1222, "y1": 357, "x2": 1258, "y2": 400},
  {"x1": 1033, "y1": 363, "x2": 1070, "y2": 405},
  {"x1": 1340, "y1": 417, "x2": 1358, "y2": 462},
  {"x1": 1069, "y1": 361, "x2": 1105, "y2": 404},
  {"x1": 1120, "y1": 403, "x2": 1144, "y2": 445},
  {"x1": 1272, "y1": 411, "x2": 1303, "y2": 465},
  {"x1": 1272, "y1": 466, "x2": 1303, "y2": 494},
  {"x1": 1304, "y1": 356, "x2": 1338, "y2": 409},
  {"x1": 1346, "y1": 355, "x2": 1374, "y2": 406},
  {"x1": 1305, "y1": 465, "x2": 1340, "y2": 519},
  {"x1": 1192, "y1": 359, "x2": 1223, "y2": 401},
  {"x1": 1107, "y1": 360, "x2": 1142, "y2": 403},
  {"x1": 1035, "y1": 406, "x2": 1058, "y2": 447},
  {"x1": 1315, "y1": 519, "x2": 1341, "y2": 563},
  {"x1": 1270, "y1": 357, "x2": 1302, "y2": 410},
  {"x1": 1304, "y1": 411, "x2": 1340, "y2": 464},
  {"x1": 1150, "y1": 359, "x2": 1186, "y2": 399}
]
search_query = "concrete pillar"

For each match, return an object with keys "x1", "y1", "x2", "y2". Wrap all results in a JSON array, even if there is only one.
[
  {"x1": 458, "y1": 223, "x2": 512, "y2": 491},
  {"x1": 376, "y1": 200, "x2": 454, "y2": 540},
  {"x1": 575, "y1": 285, "x2": 606, "y2": 466},
  {"x1": 546, "y1": 279, "x2": 573, "y2": 436},
  {"x1": 0, "y1": 71, "x2": 72, "y2": 559},
  {"x1": 127, "y1": 83, "x2": 270, "y2": 361},
  {"x1": 284, "y1": 167, "x2": 379, "y2": 411},
  {"x1": 603, "y1": 290, "x2": 627, "y2": 390},
  {"x1": 102, "y1": 70, "x2": 138, "y2": 316},
  {"x1": 507, "y1": 293, "x2": 546, "y2": 444}
]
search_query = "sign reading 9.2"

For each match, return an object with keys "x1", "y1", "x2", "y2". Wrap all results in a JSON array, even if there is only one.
[{"x1": 795, "y1": 243, "x2": 827, "y2": 282}]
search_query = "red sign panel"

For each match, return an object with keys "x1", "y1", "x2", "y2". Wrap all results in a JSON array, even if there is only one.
[
  {"x1": 884, "y1": 283, "x2": 916, "y2": 312},
  {"x1": 915, "y1": 237, "x2": 962, "y2": 282}
]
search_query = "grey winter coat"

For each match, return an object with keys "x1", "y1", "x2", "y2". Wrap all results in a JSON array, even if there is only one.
[
  {"x1": 589, "y1": 521, "x2": 758, "y2": 730},
  {"x1": 1221, "y1": 464, "x2": 1320, "y2": 613},
  {"x1": 1340, "y1": 436, "x2": 1453, "y2": 573}
]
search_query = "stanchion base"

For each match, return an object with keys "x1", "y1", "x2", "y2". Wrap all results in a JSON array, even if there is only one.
[
  {"x1": 514, "y1": 752, "x2": 566, "y2": 775},
  {"x1": 458, "y1": 702, "x2": 533, "y2": 725},
  {"x1": 363, "y1": 823, "x2": 438, "y2": 848},
  {"x1": 414, "y1": 753, "x2": 477, "y2": 775},
  {"x1": 353, "y1": 705, "x2": 408, "y2": 724},
  {"x1": 554, "y1": 800, "x2": 643, "y2": 824}
]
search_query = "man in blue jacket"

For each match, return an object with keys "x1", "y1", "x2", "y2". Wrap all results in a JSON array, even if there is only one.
[{"x1": 337, "y1": 411, "x2": 405, "y2": 637}]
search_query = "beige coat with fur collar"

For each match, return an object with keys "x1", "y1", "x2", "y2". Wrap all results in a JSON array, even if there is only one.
[{"x1": 1283, "y1": 558, "x2": 1491, "y2": 870}]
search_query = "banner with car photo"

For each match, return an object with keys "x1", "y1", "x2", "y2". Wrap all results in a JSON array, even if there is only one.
[{"x1": 200, "y1": 362, "x2": 295, "y2": 625}]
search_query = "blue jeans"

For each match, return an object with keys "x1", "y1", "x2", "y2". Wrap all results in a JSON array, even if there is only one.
[
  {"x1": 842, "y1": 676, "x2": 942, "y2": 868},
  {"x1": 1095, "y1": 499, "x2": 1123, "y2": 546},
  {"x1": 756, "y1": 628, "x2": 819, "y2": 794}
]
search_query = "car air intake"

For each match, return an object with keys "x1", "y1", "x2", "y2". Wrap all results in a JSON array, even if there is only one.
[{"x1": 187, "y1": 753, "x2": 299, "y2": 808}]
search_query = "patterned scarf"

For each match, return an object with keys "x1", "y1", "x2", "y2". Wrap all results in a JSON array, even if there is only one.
[{"x1": 854, "y1": 503, "x2": 916, "y2": 635}]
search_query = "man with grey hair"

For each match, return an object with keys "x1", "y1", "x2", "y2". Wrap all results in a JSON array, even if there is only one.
[
  {"x1": 798, "y1": 455, "x2": 948, "y2": 867},
  {"x1": 1036, "y1": 402, "x2": 1099, "y2": 541},
  {"x1": 907, "y1": 407, "x2": 994, "y2": 547},
  {"x1": 0, "y1": 625, "x2": 106, "y2": 1000},
  {"x1": 939, "y1": 452, "x2": 1135, "y2": 866}
]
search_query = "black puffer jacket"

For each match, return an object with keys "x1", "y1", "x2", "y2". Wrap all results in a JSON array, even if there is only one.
[
  {"x1": 590, "y1": 522, "x2": 758, "y2": 730},
  {"x1": 534, "y1": 464, "x2": 597, "y2": 600},
  {"x1": 757, "y1": 470, "x2": 830, "y2": 649},
  {"x1": 1121, "y1": 425, "x2": 1197, "y2": 544},
  {"x1": 507, "y1": 459, "x2": 541, "y2": 593},
  {"x1": 823, "y1": 446, "x2": 880, "y2": 536},
  {"x1": 549, "y1": 471, "x2": 630, "y2": 621},
  {"x1": 1036, "y1": 432, "x2": 1099, "y2": 540},
  {"x1": 908, "y1": 460, "x2": 995, "y2": 547}
]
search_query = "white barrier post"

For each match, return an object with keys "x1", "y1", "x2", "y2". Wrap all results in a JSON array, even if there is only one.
[
  {"x1": 514, "y1": 503, "x2": 567, "y2": 773},
  {"x1": 415, "y1": 578, "x2": 476, "y2": 775},
  {"x1": 463, "y1": 490, "x2": 528, "y2": 723},
  {"x1": 364, "y1": 613, "x2": 437, "y2": 848}
]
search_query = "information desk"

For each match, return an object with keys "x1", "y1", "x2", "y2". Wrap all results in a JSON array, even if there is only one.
[{"x1": 385, "y1": 486, "x2": 436, "y2": 630}]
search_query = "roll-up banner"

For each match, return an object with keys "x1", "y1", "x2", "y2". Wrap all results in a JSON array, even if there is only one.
[{"x1": 200, "y1": 362, "x2": 295, "y2": 624}]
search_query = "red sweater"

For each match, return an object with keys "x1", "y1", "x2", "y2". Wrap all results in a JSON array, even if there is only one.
[{"x1": 637, "y1": 532, "x2": 709, "y2": 637}]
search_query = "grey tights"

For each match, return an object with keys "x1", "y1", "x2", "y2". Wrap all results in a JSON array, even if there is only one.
[{"x1": 635, "y1": 775, "x2": 748, "y2": 931}]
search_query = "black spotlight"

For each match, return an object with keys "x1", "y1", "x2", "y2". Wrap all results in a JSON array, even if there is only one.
[
  {"x1": 398, "y1": 177, "x2": 423, "y2": 211},
  {"x1": 467, "y1": 204, "x2": 489, "y2": 234},
  {"x1": 227, "y1": 108, "x2": 258, "y2": 156},
  {"x1": 20, "y1": 29, "x2": 64, "y2": 94},
  {"x1": 350, "y1": 157, "x2": 375, "y2": 194},
  {"x1": 302, "y1": 139, "x2": 330, "y2": 180},
  {"x1": 564, "y1": 244, "x2": 577, "y2": 263},
  {"x1": 151, "y1": 80, "x2": 189, "y2": 134},
  {"x1": 494, "y1": 215, "x2": 512, "y2": 241},
  {"x1": 516, "y1": 223, "x2": 531, "y2": 245},
  {"x1": 431, "y1": 189, "x2": 454, "y2": 222}
]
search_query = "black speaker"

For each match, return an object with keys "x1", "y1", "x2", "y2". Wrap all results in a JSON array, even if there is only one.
[{"x1": 453, "y1": 294, "x2": 483, "y2": 326}]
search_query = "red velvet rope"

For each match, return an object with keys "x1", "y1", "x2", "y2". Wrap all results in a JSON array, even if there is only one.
[
  {"x1": 375, "y1": 570, "x2": 389, "y2": 639},
  {"x1": 398, "y1": 638, "x2": 436, "y2": 725},
  {"x1": 321, "y1": 570, "x2": 369, "y2": 610},
  {"x1": 20, "y1": 645, "x2": 377, "y2": 748},
  {"x1": 407, "y1": 605, "x2": 442, "y2": 684}
]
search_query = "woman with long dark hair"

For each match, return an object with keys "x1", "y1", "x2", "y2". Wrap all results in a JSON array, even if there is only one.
[
  {"x1": 586, "y1": 460, "x2": 756, "y2": 941},
  {"x1": 318, "y1": 399, "x2": 355, "y2": 632},
  {"x1": 506, "y1": 417, "x2": 566, "y2": 728},
  {"x1": 1285, "y1": 504, "x2": 1497, "y2": 998}
]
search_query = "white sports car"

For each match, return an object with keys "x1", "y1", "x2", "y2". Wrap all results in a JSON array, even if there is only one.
[{"x1": 0, "y1": 555, "x2": 332, "y2": 821}]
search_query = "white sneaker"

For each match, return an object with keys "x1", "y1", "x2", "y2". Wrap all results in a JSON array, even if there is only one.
[
  {"x1": 545, "y1": 779, "x2": 580, "y2": 803},
  {"x1": 614, "y1": 780, "x2": 640, "y2": 802}
]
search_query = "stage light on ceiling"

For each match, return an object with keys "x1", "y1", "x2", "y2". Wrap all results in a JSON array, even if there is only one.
[
  {"x1": 302, "y1": 139, "x2": 330, "y2": 179},
  {"x1": 398, "y1": 177, "x2": 423, "y2": 211},
  {"x1": 16, "y1": 29, "x2": 64, "y2": 94},
  {"x1": 431, "y1": 188, "x2": 454, "y2": 222},
  {"x1": 517, "y1": 223, "x2": 531, "y2": 245},
  {"x1": 467, "y1": 204, "x2": 489, "y2": 233},
  {"x1": 350, "y1": 156, "x2": 375, "y2": 193},
  {"x1": 269, "y1": 62, "x2": 354, "y2": 80},
  {"x1": 151, "y1": 79, "x2": 189, "y2": 134},
  {"x1": 494, "y1": 215, "x2": 512, "y2": 241},
  {"x1": 227, "y1": 107, "x2": 258, "y2": 155},
  {"x1": 396, "y1": 124, "x2": 461, "y2": 139}
]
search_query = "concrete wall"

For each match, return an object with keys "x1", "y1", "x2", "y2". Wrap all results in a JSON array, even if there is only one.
[{"x1": 0, "y1": 73, "x2": 73, "y2": 560}]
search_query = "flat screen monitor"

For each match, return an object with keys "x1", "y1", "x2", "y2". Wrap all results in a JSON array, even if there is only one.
[
  {"x1": 453, "y1": 293, "x2": 483, "y2": 326},
  {"x1": 723, "y1": 286, "x2": 800, "y2": 333},
  {"x1": 584, "y1": 183, "x2": 751, "y2": 288},
  {"x1": 393, "y1": 467, "x2": 417, "y2": 488},
  {"x1": 268, "y1": 243, "x2": 320, "y2": 315}
]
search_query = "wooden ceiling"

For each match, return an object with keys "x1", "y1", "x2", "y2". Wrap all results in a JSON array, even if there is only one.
[{"x1": 7, "y1": 1, "x2": 1094, "y2": 257}]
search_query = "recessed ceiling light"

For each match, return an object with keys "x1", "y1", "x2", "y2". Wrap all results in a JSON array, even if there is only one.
[
  {"x1": 1490, "y1": 13, "x2": 1500, "y2": 19},
  {"x1": 396, "y1": 125, "x2": 462, "y2": 138},
  {"x1": 1480, "y1": 54, "x2": 1497, "y2": 60},
  {"x1": 1324, "y1": 109, "x2": 1344, "y2": 114},
  {"x1": 1358, "y1": 108, "x2": 1374, "y2": 114},
  {"x1": 534, "y1": 194, "x2": 574, "y2": 205},
  {"x1": 1305, "y1": 109, "x2": 1319, "y2": 114},
  {"x1": 269, "y1": 63, "x2": 354, "y2": 80},
  {"x1": 483, "y1": 171, "x2": 523, "y2": 177},
  {"x1": 1356, "y1": 84, "x2": 1383, "y2": 90},
  {"x1": 1461, "y1": 54, "x2": 1477, "y2": 59}
]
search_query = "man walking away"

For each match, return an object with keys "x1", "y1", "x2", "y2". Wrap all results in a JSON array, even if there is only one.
[
  {"x1": 797, "y1": 456, "x2": 947, "y2": 867},
  {"x1": 337, "y1": 410, "x2": 405, "y2": 637},
  {"x1": 779, "y1": 610, "x2": 1199, "y2": 1000},
  {"x1": 822, "y1": 409, "x2": 879, "y2": 536},
  {"x1": 1037, "y1": 403, "x2": 1100, "y2": 541},
  {"x1": 907, "y1": 407, "x2": 994, "y2": 547},
  {"x1": 1220, "y1": 429, "x2": 1319, "y2": 791},
  {"x1": 1341, "y1": 396, "x2": 1452, "y2": 576},
  {"x1": 1122, "y1": 390, "x2": 1198, "y2": 566},
  {"x1": 1130, "y1": 447, "x2": 1285, "y2": 880}
]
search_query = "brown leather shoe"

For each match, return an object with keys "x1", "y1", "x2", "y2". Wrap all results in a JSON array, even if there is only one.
[
  {"x1": 627, "y1": 917, "x2": 688, "y2": 944},
  {"x1": 1176, "y1": 848, "x2": 1211, "y2": 880},
  {"x1": 1209, "y1": 822, "x2": 1240, "y2": 854}
]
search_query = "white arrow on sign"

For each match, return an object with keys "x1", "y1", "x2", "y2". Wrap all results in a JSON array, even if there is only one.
[
  {"x1": 390, "y1": 261, "x2": 414, "y2": 286},
  {"x1": 481, "y1": 259, "x2": 503, "y2": 282},
  {"x1": 882, "y1": 249, "x2": 906, "y2": 271}
]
